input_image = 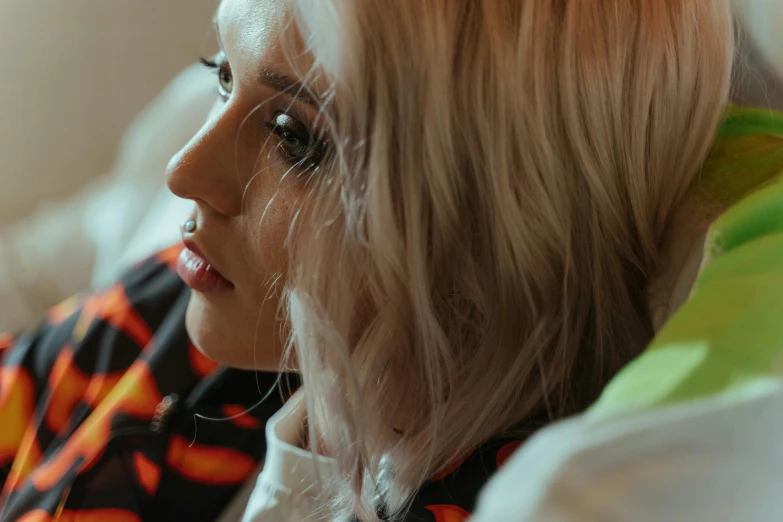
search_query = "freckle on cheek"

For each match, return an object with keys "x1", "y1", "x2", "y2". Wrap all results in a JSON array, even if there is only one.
[{"x1": 254, "y1": 196, "x2": 293, "y2": 275}]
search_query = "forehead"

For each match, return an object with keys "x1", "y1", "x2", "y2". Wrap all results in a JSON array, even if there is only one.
[
  {"x1": 216, "y1": 0, "x2": 290, "y2": 65},
  {"x1": 217, "y1": 0, "x2": 326, "y2": 104}
]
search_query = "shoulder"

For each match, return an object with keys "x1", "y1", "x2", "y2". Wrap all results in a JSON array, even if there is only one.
[
  {"x1": 405, "y1": 432, "x2": 538, "y2": 521},
  {"x1": 1, "y1": 245, "x2": 189, "y2": 398},
  {"x1": 56, "y1": 244, "x2": 188, "y2": 359},
  {"x1": 0, "y1": 245, "x2": 200, "y2": 508}
]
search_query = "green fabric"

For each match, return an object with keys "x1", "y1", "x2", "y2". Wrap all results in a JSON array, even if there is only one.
[
  {"x1": 591, "y1": 105, "x2": 783, "y2": 419},
  {"x1": 716, "y1": 105, "x2": 783, "y2": 140}
]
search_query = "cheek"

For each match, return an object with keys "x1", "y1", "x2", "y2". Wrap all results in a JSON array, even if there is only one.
[{"x1": 244, "y1": 181, "x2": 299, "y2": 278}]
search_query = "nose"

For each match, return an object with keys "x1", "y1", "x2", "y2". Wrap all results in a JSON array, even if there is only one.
[{"x1": 166, "y1": 105, "x2": 244, "y2": 218}]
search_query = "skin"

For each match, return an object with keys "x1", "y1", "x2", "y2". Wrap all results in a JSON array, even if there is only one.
[{"x1": 166, "y1": 0, "x2": 321, "y2": 370}]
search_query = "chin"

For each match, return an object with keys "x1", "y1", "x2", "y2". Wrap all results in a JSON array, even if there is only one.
[{"x1": 185, "y1": 292, "x2": 283, "y2": 371}]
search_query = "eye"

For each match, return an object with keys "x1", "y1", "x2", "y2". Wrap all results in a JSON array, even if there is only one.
[
  {"x1": 199, "y1": 53, "x2": 233, "y2": 99},
  {"x1": 264, "y1": 112, "x2": 327, "y2": 169}
]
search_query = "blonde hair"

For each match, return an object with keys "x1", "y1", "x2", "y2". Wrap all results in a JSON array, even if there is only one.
[{"x1": 283, "y1": 1, "x2": 734, "y2": 519}]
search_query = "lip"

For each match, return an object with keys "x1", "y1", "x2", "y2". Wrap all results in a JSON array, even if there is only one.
[{"x1": 177, "y1": 240, "x2": 234, "y2": 293}]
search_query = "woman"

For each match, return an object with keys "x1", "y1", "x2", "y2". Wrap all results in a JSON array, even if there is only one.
[{"x1": 0, "y1": 0, "x2": 744, "y2": 520}]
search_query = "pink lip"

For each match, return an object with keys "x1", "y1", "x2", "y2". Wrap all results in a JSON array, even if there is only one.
[{"x1": 177, "y1": 243, "x2": 233, "y2": 293}]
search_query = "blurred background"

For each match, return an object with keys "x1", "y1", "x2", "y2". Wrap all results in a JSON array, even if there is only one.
[
  {"x1": 0, "y1": 0, "x2": 780, "y2": 332},
  {"x1": 0, "y1": 0, "x2": 218, "y2": 330},
  {"x1": 0, "y1": 0, "x2": 216, "y2": 222},
  {"x1": 733, "y1": 0, "x2": 783, "y2": 109}
]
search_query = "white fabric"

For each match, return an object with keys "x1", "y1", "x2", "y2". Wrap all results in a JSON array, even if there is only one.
[
  {"x1": 471, "y1": 381, "x2": 783, "y2": 522},
  {"x1": 238, "y1": 391, "x2": 337, "y2": 522},
  {"x1": 0, "y1": 64, "x2": 213, "y2": 332}
]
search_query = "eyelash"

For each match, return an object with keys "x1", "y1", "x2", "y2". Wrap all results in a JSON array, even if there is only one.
[
  {"x1": 264, "y1": 115, "x2": 328, "y2": 169},
  {"x1": 199, "y1": 55, "x2": 327, "y2": 169},
  {"x1": 199, "y1": 55, "x2": 232, "y2": 99}
]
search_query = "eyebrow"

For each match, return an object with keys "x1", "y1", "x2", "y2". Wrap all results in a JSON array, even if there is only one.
[
  {"x1": 213, "y1": 16, "x2": 322, "y2": 111},
  {"x1": 257, "y1": 69, "x2": 321, "y2": 110}
]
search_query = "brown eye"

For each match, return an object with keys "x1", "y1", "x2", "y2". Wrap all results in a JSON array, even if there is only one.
[
  {"x1": 265, "y1": 112, "x2": 326, "y2": 168},
  {"x1": 217, "y1": 66, "x2": 233, "y2": 97},
  {"x1": 199, "y1": 53, "x2": 233, "y2": 99}
]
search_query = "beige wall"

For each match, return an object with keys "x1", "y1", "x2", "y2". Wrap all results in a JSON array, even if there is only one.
[
  {"x1": 737, "y1": 0, "x2": 783, "y2": 76},
  {"x1": 732, "y1": 1, "x2": 783, "y2": 110},
  {"x1": 0, "y1": 0, "x2": 216, "y2": 222}
]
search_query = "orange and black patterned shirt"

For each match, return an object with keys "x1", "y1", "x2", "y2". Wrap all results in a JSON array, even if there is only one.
[{"x1": 0, "y1": 246, "x2": 531, "y2": 522}]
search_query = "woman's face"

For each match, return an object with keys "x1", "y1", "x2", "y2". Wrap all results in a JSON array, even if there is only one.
[{"x1": 166, "y1": 0, "x2": 322, "y2": 370}]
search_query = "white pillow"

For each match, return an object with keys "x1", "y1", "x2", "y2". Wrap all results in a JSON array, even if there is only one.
[{"x1": 0, "y1": 64, "x2": 214, "y2": 331}]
